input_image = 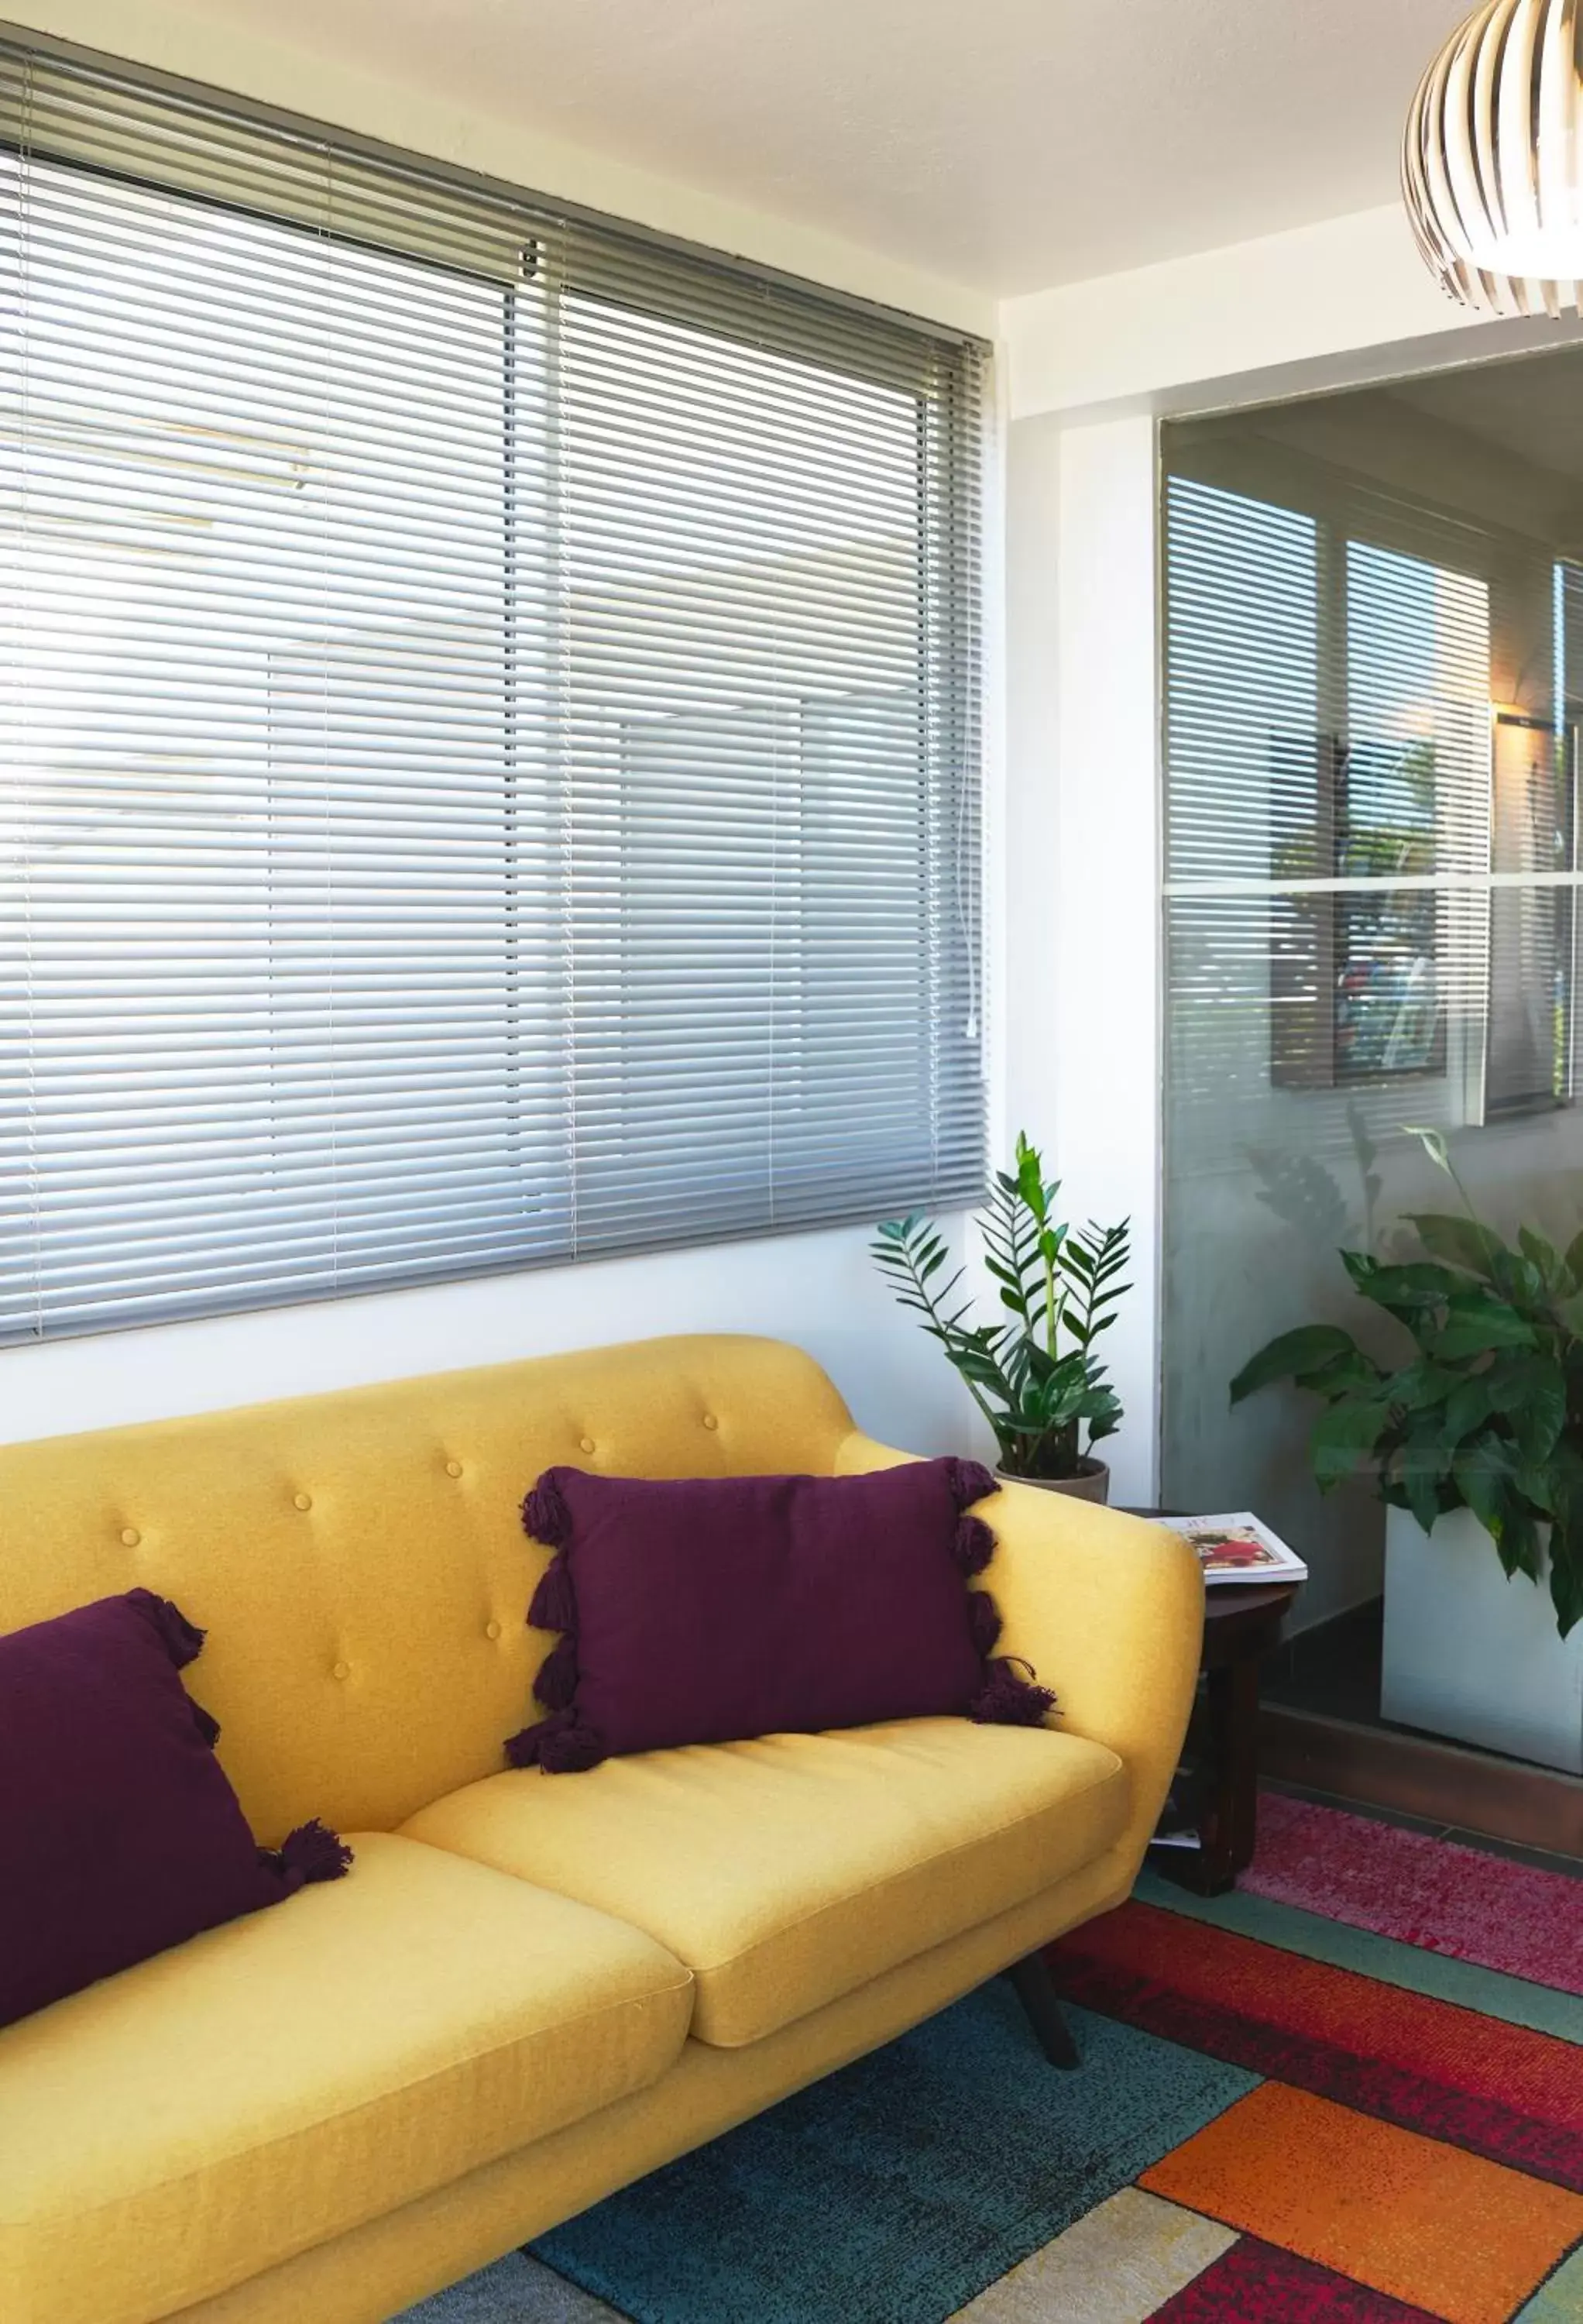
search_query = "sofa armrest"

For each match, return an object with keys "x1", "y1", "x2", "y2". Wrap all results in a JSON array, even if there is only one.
[{"x1": 835, "y1": 1431, "x2": 1204, "y2": 1877}]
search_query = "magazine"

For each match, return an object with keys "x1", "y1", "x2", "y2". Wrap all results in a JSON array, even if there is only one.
[
  {"x1": 1152, "y1": 1510, "x2": 1308, "y2": 1588},
  {"x1": 1150, "y1": 1771, "x2": 1205, "y2": 1851}
]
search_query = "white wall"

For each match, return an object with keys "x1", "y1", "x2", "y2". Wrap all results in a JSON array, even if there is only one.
[
  {"x1": 1, "y1": 1223, "x2": 984, "y2": 1454},
  {"x1": 1003, "y1": 411, "x2": 1162, "y2": 1506},
  {"x1": 0, "y1": 0, "x2": 993, "y2": 1463},
  {"x1": 1006, "y1": 202, "x2": 1583, "y2": 425}
]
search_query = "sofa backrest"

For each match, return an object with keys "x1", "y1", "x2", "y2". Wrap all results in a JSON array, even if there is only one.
[{"x1": 0, "y1": 1333, "x2": 856, "y2": 1841}]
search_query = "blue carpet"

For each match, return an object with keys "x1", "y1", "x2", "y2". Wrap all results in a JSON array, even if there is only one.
[{"x1": 531, "y1": 1981, "x2": 1257, "y2": 2324}]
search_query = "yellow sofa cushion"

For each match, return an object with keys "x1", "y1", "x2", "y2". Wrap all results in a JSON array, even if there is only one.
[
  {"x1": 403, "y1": 1718, "x2": 1128, "y2": 2048},
  {"x1": 0, "y1": 1834, "x2": 692, "y2": 2324}
]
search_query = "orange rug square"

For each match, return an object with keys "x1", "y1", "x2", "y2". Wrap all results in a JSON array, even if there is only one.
[{"x1": 1140, "y1": 2082, "x2": 1583, "y2": 2324}]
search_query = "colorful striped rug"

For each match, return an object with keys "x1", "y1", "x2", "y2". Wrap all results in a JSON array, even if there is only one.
[{"x1": 406, "y1": 1796, "x2": 1583, "y2": 2324}]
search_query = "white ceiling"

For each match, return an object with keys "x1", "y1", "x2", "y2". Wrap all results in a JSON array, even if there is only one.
[{"x1": 183, "y1": 0, "x2": 1476, "y2": 297}]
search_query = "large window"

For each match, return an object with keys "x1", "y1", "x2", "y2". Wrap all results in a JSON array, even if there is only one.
[{"x1": 0, "y1": 42, "x2": 985, "y2": 1339}]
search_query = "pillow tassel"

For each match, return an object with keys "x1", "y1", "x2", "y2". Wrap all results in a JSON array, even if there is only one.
[
  {"x1": 527, "y1": 1551, "x2": 576, "y2": 1635},
  {"x1": 534, "y1": 1633, "x2": 579, "y2": 1712},
  {"x1": 506, "y1": 1710, "x2": 608, "y2": 1774},
  {"x1": 521, "y1": 1468, "x2": 574, "y2": 1548},
  {"x1": 943, "y1": 1456, "x2": 999, "y2": 1514},
  {"x1": 952, "y1": 1513, "x2": 996, "y2": 1576},
  {"x1": 268, "y1": 1819, "x2": 354, "y2": 1893},
  {"x1": 125, "y1": 1587, "x2": 207, "y2": 1670},
  {"x1": 970, "y1": 1656, "x2": 1056, "y2": 1728},
  {"x1": 538, "y1": 1720, "x2": 607, "y2": 1774},
  {"x1": 506, "y1": 1710, "x2": 567, "y2": 1765},
  {"x1": 966, "y1": 1587, "x2": 1003, "y2": 1659}
]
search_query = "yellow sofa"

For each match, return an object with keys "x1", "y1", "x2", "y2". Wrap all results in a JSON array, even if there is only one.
[{"x1": 0, "y1": 1332, "x2": 1203, "y2": 2324}]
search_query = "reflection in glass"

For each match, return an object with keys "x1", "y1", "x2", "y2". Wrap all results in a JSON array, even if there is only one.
[{"x1": 1162, "y1": 362, "x2": 1583, "y2": 1629}]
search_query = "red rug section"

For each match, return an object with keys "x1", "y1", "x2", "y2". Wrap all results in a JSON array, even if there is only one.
[
  {"x1": 1241, "y1": 1793, "x2": 1583, "y2": 1996},
  {"x1": 1149, "y1": 2236, "x2": 1445, "y2": 2321},
  {"x1": 1050, "y1": 1901, "x2": 1583, "y2": 2189}
]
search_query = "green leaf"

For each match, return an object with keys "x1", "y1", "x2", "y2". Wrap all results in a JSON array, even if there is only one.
[
  {"x1": 1301, "y1": 1346, "x2": 1387, "y2": 1399},
  {"x1": 1430, "y1": 1295, "x2": 1538, "y2": 1360},
  {"x1": 1386, "y1": 1360, "x2": 1461, "y2": 1413},
  {"x1": 1086, "y1": 1390, "x2": 1123, "y2": 1445},
  {"x1": 1352, "y1": 1262, "x2": 1461, "y2": 1316},
  {"x1": 1401, "y1": 1470, "x2": 1443, "y2": 1534},
  {"x1": 1490, "y1": 1253, "x2": 1547, "y2": 1312},
  {"x1": 1444, "y1": 1376, "x2": 1493, "y2": 1443},
  {"x1": 1518, "y1": 1227, "x2": 1564, "y2": 1287},
  {"x1": 1549, "y1": 1528, "x2": 1583, "y2": 1639},
  {"x1": 1452, "y1": 1437, "x2": 1519, "y2": 1532},
  {"x1": 1514, "y1": 1465, "x2": 1558, "y2": 1516},
  {"x1": 1229, "y1": 1325, "x2": 1362, "y2": 1404},
  {"x1": 1015, "y1": 1135, "x2": 1049, "y2": 1224},
  {"x1": 1340, "y1": 1249, "x2": 1381, "y2": 1295},
  {"x1": 1485, "y1": 1355, "x2": 1568, "y2": 1465},
  {"x1": 1406, "y1": 1212, "x2": 1505, "y2": 1281},
  {"x1": 1393, "y1": 1424, "x2": 1451, "y2": 1534},
  {"x1": 1498, "y1": 1504, "x2": 1544, "y2": 1584},
  {"x1": 1308, "y1": 1397, "x2": 1392, "y2": 1490}
]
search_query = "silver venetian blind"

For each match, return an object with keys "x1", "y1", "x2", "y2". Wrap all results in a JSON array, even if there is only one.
[{"x1": 0, "y1": 35, "x2": 986, "y2": 1339}]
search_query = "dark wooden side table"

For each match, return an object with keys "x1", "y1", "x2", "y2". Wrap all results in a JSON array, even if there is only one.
[{"x1": 1152, "y1": 1580, "x2": 1300, "y2": 1896}]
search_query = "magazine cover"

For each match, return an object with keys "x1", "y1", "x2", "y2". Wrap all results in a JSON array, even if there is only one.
[{"x1": 1152, "y1": 1511, "x2": 1308, "y2": 1588}]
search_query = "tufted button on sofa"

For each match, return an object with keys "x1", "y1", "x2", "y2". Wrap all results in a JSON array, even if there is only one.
[{"x1": 0, "y1": 1332, "x2": 1202, "y2": 2324}]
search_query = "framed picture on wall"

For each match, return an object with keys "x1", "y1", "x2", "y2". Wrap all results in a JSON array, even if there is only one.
[{"x1": 1270, "y1": 731, "x2": 1445, "y2": 1089}]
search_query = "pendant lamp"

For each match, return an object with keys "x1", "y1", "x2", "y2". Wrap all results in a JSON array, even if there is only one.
[{"x1": 1404, "y1": 0, "x2": 1583, "y2": 317}]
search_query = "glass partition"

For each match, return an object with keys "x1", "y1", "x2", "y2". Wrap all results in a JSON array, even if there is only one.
[{"x1": 1161, "y1": 355, "x2": 1583, "y2": 1631}]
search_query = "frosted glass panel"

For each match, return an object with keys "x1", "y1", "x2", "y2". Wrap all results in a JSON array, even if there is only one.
[{"x1": 1161, "y1": 408, "x2": 1583, "y2": 1627}]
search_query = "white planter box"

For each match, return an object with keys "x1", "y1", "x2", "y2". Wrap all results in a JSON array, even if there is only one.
[{"x1": 1382, "y1": 1504, "x2": 1583, "y2": 1774}]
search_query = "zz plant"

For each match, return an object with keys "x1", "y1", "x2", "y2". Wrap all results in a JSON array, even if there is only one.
[
  {"x1": 1231, "y1": 1129, "x2": 1583, "y2": 1637},
  {"x1": 872, "y1": 1133, "x2": 1131, "y2": 1482}
]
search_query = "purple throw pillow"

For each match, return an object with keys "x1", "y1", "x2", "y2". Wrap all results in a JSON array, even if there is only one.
[
  {"x1": 0, "y1": 1590, "x2": 352, "y2": 2029},
  {"x1": 506, "y1": 1459, "x2": 1056, "y2": 1774}
]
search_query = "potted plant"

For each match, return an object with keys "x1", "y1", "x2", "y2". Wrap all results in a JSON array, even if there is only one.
[
  {"x1": 1230, "y1": 1129, "x2": 1583, "y2": 1773},
  {"x1": 872, "y1": 1133, "x2": 1131, "y2": 1501}
]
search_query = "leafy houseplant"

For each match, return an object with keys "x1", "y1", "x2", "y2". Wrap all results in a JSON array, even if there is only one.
[
  {"x1": 1231, "y1": 1130, "x2": 1583, "y2": 1638},
  {"x1": 872, "y1": 1134, "x2": 1131, "y2": 1490}
]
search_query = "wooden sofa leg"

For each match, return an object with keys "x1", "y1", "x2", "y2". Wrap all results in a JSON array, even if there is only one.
[{"x1": 1006, "y1": 1953, "x2": 1080, "y2": 2068}]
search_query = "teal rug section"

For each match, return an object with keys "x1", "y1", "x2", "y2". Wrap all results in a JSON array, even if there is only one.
[
  {"x1": 531, "y1": 1980, "x2": 1257, "y2": 2324},
  {"x1": 1135, "y1": 1868, "x2": 1583, "y2": 2044},
  {"x1": 408, "y1": 2254, "x2": 619, "y2": 2322}
]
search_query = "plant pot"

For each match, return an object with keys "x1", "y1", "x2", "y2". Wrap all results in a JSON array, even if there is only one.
[
  {"x1": 994, "y1": 1459, "x2": 1111, "y2": 1506},
  {"x1": 1381, "y1": 1504, "x2": 1583, "y2": 1774}
]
